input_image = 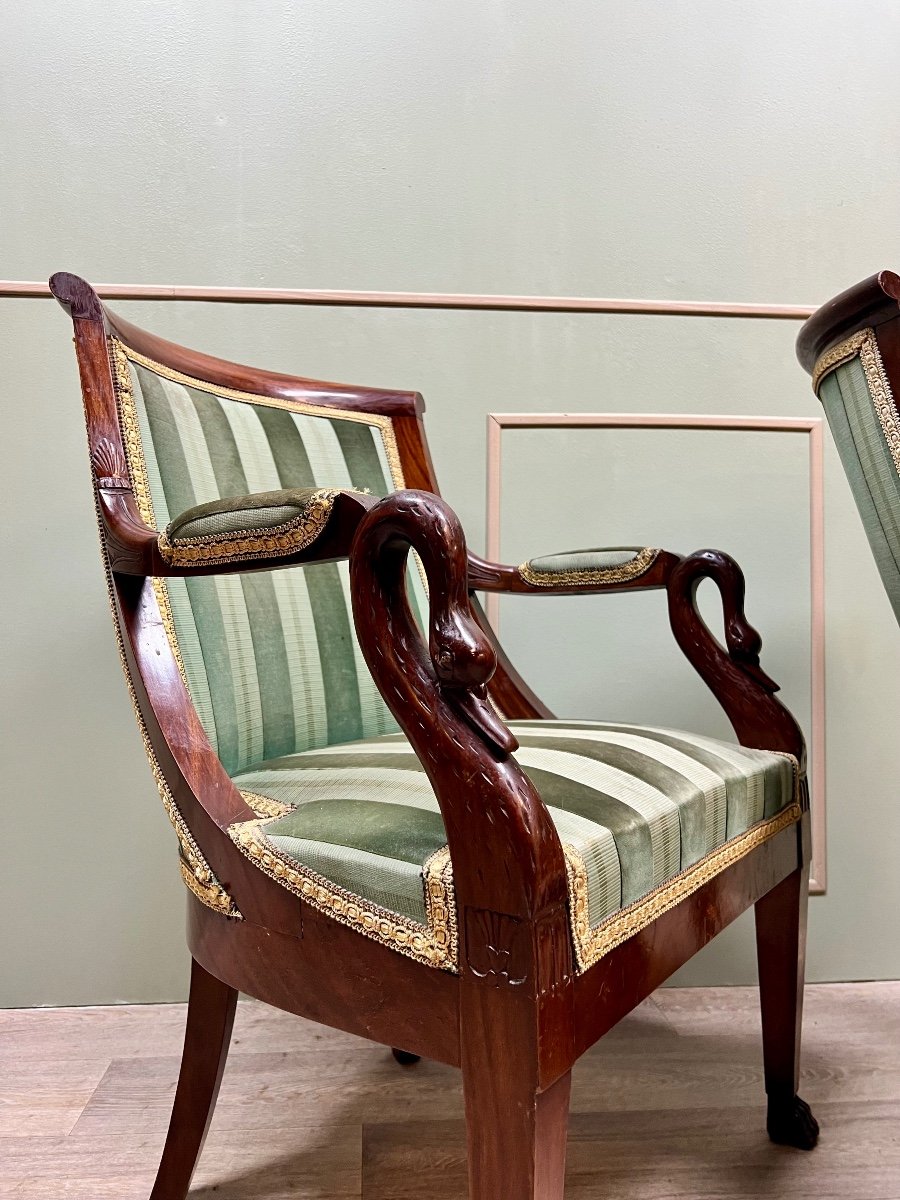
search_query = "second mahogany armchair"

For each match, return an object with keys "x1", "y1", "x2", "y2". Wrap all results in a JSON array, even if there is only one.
[
  {"x1": 797, "y1": 268, "x2": 900, "y2": 623},
  {"x1": 53, "y1": 271, "x2": 817, "y2": 1200}
]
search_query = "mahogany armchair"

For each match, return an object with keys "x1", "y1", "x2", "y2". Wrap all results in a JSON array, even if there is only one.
[
  {"x1": 53, "y1": 271, "x2": 818, "y2": 1200},
  {"x1": 797, "y1": 270, "x2": 900, "y2": 622}
]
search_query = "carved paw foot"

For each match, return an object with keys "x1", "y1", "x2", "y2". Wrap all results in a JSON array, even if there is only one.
[
  {"x1": 767, "y1": 1095, "x2": 819, "y2": 1150},
  {"x1": 391, "y1": 1048, "x2": 421, "y2": 1066}
]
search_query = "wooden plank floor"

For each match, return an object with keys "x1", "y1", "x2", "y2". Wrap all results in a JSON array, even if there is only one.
[{"x1": 1, "y1": 982, "x2": 898, "y2": 1198}]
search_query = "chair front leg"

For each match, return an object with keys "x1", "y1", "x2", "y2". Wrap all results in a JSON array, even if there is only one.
[
  {"x1": 755, "y1": 864, "x2": 819, "y2": 1150},
  {"x1": 149, "y1": 957, "x2": 238, "y2": 1199},
  {"x1": 462, "y1": 984, "x2": 571, "y2": 1200}
]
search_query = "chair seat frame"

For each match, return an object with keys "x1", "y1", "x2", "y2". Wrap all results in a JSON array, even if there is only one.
[{"x1": 52, "y1": 271, "x2": 818, "y2": 1200}]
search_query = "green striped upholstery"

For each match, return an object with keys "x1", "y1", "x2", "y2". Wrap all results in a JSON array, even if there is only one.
[
  {"x1": 230, "y1": 720, "x2": 798, "y2": 971},
  {"x1": 123, "y1": 350, "x2": 427, "y2": 774},
  {"x1": 819, "y1": 351, "x2": 900, "y2": 621}
]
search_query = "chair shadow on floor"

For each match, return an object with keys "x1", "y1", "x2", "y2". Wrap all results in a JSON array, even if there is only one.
[{"x1": 181, "y1": 1021, "x2": 839, "y2": 1200}]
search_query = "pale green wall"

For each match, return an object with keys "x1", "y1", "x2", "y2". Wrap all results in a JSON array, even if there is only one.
[{"x1": 2, "y1": 1, "x2": 899, "y2": 1006}]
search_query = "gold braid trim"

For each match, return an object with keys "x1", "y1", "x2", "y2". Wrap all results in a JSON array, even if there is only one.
[
  {"x1": 860, "y1": 332, "x2": 900, "y2": 478},
  {"x1": 116, "y1": 641, "x2": 240, "y2": 918},
  {"x1": 109, "y1": 339, "x2": 154, "y2": 526},
  {"x1": 240, "y1": 790, "x2": 294, "y2": 819},
  {"x1": 229, "y1": 755, "x2": 799, "y2": 974},
  {"x1": 812, "y1": 327, "x2": 900, "y2": 478},
  {"x1": 811, "y1": 329, "x2": 869, "y2": 391},
  {"x1": 422, "y1": 846, "x2": 457, "y2": 963},
  {"x1": 109, "y1": 338, "x2": 191, "y2": 693},
  {"x1": 519, "y1": 546, "x2": 659, "y2": 588},
  {"x1": 228, "y1": 818, "x2": 458, "y2": 971},
  {"x1": 118, "y1": 341, "x2": 406, "y2": 491},
  {"x1": 566, "y1": 795, "x2": 801, "y2": 973},
  {"x1": 158, "y1": 489, "x2": 341, "y2": 567},
  {"x1": 101, "y1": 339, "x2": 240, "y2": 918},
  {"x1": 98, "y1": 548, "x2": 240, "y2": 918},
  {"x1": 110, "y1": 334, "x2": 428, "y2": 594}
]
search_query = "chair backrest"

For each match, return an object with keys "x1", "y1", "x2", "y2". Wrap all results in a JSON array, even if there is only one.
[
  {"x1": 109, "y1": 321, "x2": 430, "y2": 776},
  {"x1": 797, "y1": 271, "x2": 900, "y2": 623}
]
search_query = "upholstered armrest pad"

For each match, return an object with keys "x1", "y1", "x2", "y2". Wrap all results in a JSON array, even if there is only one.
[
  {"x1": 159, "y1": 487, "x2": 344, "y2": 567},
  {"x1": 519, "y1": 546, "x2": 659, "y2": 587}
]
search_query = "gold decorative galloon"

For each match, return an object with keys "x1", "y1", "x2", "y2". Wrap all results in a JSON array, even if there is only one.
[
  {"x1": 518, "y1": 546, "x2": 659, "y2": 588},
  {"x1": 114, "y1": 339, "x2": 406, "y2": 488},
  {"x1": 811, "y1": 329, "x2": 869, "y2": 391},
  {"x1": 105, "y1": 338, "x2": 240, "y2": 918},
  {"x1": 240, "y1": 790, "x2": 294, "y2": 820},
  {"x1": 94, "y1": 538, "x2": 240, "y2": 917},
  {"x1": 158, "y1": 489, "x2": 341, "y2": 567},
  {"x1": 228, "y1": 754, "x2": 799, "y2": 976},
  {"x1": 812, "y1": 327, "x2": 900, "y2": 479},
  {"x1": 228, "y1": 817, "x2": 458, "y2": 971},
  {"x1": 566, "y1": 784, "x2": 801, "y2": 972}
]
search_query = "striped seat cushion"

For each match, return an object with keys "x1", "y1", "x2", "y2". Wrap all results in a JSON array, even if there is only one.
[{"x1": 228, "y1": 720, "x2": 800, "y2": 973}]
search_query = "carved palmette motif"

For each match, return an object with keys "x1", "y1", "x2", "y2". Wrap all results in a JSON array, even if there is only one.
[
  {"x1": 465, "y1": 908, "x2": 531, "y2": 987},
  {"x1": 90, "y1": 436, "x2": 130, "y2": 488}
]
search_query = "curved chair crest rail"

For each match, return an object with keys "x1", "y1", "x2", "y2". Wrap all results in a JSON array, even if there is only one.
[{"x1": 52, "y1": 269, "x2": 818, "y2": 1200}]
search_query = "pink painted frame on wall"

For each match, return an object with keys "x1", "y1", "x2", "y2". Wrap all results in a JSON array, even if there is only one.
[{"x1": 485, "y1": 412, "x2": 827, "y2": 894}]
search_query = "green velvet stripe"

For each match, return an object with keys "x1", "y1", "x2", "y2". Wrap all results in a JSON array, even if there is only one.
[
  {"x1": 527, "y1": 547, "x2": 647, "y2": 574},
  {"x1": 129, "y1": 359, "x2": 427, "y2": 773},
  {"x1": 233, "y1": 721, "x2": 796, "y2": 930},
  {"x1": 167, "y1": 487, "x2": 328, "y2": 540},
  {"x1": 820, "y1": 358, "x2": 900, "y2": 621}
]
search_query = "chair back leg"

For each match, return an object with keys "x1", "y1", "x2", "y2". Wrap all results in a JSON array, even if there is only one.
[
  {"x1": 755, "y1": 864, "x2": 819, "y2": 1149},
  {"x1": 149, "y1": 957, "x2": 238, "y2": 1199}
]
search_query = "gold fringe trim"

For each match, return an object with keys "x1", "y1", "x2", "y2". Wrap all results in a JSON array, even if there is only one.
[
  {"x1": 519, "y1": 546, "x2": 659, "y2": 588},
  {"x1": 227, "y1": 818, "x2": 458, "y2": 970},
  {"x1": 159, "y1": 489, "x2": 341, "y2": 567},
  {"x1": 566, "y1": 800, "x2": 801, "y2": 973}
]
